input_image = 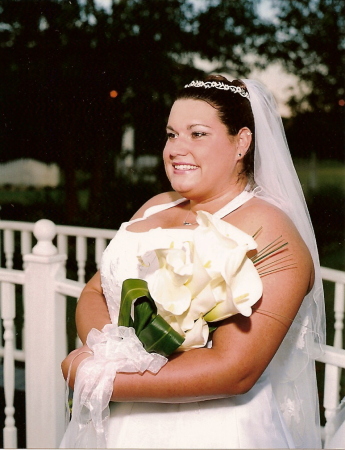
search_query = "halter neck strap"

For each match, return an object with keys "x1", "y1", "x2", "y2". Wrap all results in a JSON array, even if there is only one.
[
  {"x1": 213, "y1": 188, "x2": 254, "y2": 219},
  {"x1": 135, "y1": 187, "x2": 254, "y2": 223}
]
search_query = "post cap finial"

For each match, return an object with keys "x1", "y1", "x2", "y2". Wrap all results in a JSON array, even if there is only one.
[{"x1": 32, "y1": 219, "x2": 58, "y2": 256}]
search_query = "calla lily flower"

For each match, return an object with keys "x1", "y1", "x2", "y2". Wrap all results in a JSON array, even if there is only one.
[
  {"x1": 196, "y1": 211, "x2": 263, "y2": 321},
  {"x1": 178, "y1": 317, "x2": 209, "y2": 351},
  {"x1": 150, "y1": 245, "x2": 194, "y2": 315},
  {"x1": 135, "y1": 211, "x2": 263, "y2": 352}
]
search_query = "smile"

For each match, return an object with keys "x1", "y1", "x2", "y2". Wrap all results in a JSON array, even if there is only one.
[{"x1": 173, "y1": 164, "x2": 198, "y2": 170}]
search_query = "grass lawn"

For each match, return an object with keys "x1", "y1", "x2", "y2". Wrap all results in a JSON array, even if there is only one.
[{"x1": 294, "y1": 158, "x2": 345, "y2": 195}]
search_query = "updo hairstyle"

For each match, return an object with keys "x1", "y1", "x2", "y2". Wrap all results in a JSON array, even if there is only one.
[{"x1": 176, "y1": 74, "x2": 255, "y2": 183}]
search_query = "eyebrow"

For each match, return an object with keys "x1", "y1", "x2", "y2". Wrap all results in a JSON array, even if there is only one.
[
  {"x1": 188, "y1": 124, "x2": 212, "y2": 129},
  {"x1": 166, "y1": 124, "x2": 212, "y2": 131}
]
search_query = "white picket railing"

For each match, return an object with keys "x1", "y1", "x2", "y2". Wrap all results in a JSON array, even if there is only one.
[
  {"x1": 0, "y1": 219, "x2": 117, "y2": 281},
  {"x1": 0, "y1": 219, "x2": 116, "y2": 448},
  {"x1": 0, "y1": 219, "x2": 344, "y2": 448},
  {"x1": 318, "y1": 266, "x2": 345, "y2": 447}
]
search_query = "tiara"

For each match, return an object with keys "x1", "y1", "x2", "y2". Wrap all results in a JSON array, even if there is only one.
[{"x1": 184, "y1": 80, "x2": 250, "y2": 99}]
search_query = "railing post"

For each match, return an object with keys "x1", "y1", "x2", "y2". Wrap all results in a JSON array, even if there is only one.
[{"x1": 23, "y1": 220, "x2": 67, "y2": 448}]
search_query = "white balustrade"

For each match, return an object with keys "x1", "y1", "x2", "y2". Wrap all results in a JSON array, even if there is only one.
[
  {"x1": 0, "y1": 267, "x2": 25, "y2": 449},
  {"x1": 20, "y1": 231, "x2": 32, "y2": 269},
  {"x1": 57, "y1": 234, "x2": 68, "y2": 259},
  {"x1": 0, "y1": 220, "x2": 116, "y2": 277},
  {"x1": 0, "y1": 213, "x2": 117, "y2": 447},
  {"x1": 320, "y1": 267, "x2": 345, "y2": 350},
  {"x1": 76, "y1": 235, "x2": 87, "y2": 283},
  {"x1": 334, "y1": 282, "x2": 345, "y2": 349},
  {"x1": 3, "y1": 230, "x2": 14, "y2": 270},
  {"x1": 95, "y1": 237, "x2": 107, "y2": 269},
  {"x1": 315, "y1": 344, "x2": 345, "y2": 447},
  {"x1": 319, "y1": 267, "x2": 345, "y2": 447}
]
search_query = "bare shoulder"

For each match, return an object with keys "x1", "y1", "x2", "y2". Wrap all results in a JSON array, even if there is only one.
[
  {"x1": 230, "y1": 197, "x2": 303, "y2": 244},
  {"x1": 230, "y1": 197, "x2": 314, "y2": 289},
  {"x1": 130, "y1": 191, "x2": 184, "y2": 220}
]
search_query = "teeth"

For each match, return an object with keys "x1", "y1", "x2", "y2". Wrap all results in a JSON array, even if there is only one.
[{"x1": 174, "y1": 164, "x2": 198, "y2": 170}]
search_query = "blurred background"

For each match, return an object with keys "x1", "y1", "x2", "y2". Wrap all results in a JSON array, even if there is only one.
[
  {"x1": 0, "y1": 1, "x2": 344, "y2": 446},
  {"x1": 0, "y1": 0, "x2": 344, "y2": 270}
]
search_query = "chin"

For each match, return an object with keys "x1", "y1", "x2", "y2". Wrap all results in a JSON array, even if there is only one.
[{"x1": 171, "y1": 183, "x2": 194, "y2": 195}]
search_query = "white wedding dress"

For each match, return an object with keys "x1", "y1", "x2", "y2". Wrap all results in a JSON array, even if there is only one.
[{"x1": 97, "y1": 189, "x2": 321, "y2": 449}]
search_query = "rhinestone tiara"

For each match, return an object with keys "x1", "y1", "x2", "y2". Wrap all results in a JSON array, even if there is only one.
[{"x1": 184, "y1": 80, "x2": 250, "y2": 99}]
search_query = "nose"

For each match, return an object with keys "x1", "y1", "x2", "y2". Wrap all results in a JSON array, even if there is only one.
[{"x1": 165, "y1": 136, "x2": 189, "y2": 158}]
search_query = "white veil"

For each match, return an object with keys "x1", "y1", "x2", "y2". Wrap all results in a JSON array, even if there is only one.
[{"x1": 244, "y1": 79, "x2": 325, "y2": 447}]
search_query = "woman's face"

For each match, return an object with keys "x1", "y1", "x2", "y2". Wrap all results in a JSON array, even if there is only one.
[{"x1": 163, "y1": 99, "x2": 242, "y2": 201}]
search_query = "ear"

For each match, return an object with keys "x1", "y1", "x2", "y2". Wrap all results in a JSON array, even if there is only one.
[{"x1": 236, "y1": 127, "x2": 252, "y2": 159}]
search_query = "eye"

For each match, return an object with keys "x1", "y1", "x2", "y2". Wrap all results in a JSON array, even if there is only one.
[
  {"x1": 167, "y1": 132, "x2": 178, "y2": 140},
  {"x1": 191, "y1": 131, "x2": 208, "y2": 138}
]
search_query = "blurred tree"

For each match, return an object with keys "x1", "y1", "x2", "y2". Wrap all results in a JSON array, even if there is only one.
[
  {"x1": 269, "y1": 0, "x2": 344, "y2": 114},
  {"x1": 260, "y1": 0, "x2": 345, "y2": 162},
  {"x1": 0, "y1": 0, "x2": 273, "y2": 225}
]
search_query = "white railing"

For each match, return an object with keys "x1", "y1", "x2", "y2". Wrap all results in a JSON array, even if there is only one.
[
  {"x1": 0, "y1": 219, "x2": 116, "y2": 281},
  {"x1": 0, "y1": 219, "x2": 344, "y2": 448},
  {"x1": 321, "y1": 267, "x2": 345, "y2": 350},
  {"x1": 318, "y1": 267, "x2": 345, "y2": 447},
  {"x1": 0, "y1": 219, "x2": 118, "y2": 448}
]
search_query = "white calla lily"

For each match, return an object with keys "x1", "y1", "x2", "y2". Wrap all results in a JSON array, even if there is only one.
[
  {"x1": 149, "y1": 267, "x2": 192, "y2": 315},
  {"x1": 175, "y1": 283, "x2": 217, "y2": 331},
  {"x1": 196, "y1": 210, "x2": 258, "y2": 250},
  {"x1": 227, "y1": 258, "x2": 263, "y2": 317},
  {"x1": 177, "y1": 317, "x2": 209, "y2": 351},
  {"x1": 148, "y1": 244, "x2": 194, "y2": 315},
  {"x1": 136, "y1": 210, "x2": 263, "y2": 352},
  {"x1": 160, "y1": 246, "x2": 193, "y2": 284}
]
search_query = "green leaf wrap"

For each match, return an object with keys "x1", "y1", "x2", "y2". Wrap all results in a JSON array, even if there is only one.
[
  {"x1": 118, "y1": 279, "x2": 152, "y2": 328},
  {"x1": 133, "y1": 297, "x2": 156, "y2": 335},
  {"x1": 118, "y1": 278, "x2": 185, "y2": 356},
  {"x1": 138, "y1": 315, "x2": 185, "y2": 357}
]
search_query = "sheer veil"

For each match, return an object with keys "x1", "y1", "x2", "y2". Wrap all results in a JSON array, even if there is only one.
[{"x1": 244, "y1": 79, "x2": 325, "y2": 447}]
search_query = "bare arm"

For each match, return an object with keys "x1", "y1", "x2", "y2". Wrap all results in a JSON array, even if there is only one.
[
  {"x1": 62, "y1": 202, "x2": 314, "y2": 402},
  {"x1": 75, "y1": 271, "x2": 111, "y2": 344}
]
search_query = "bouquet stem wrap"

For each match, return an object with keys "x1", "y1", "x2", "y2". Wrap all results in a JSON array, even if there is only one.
[{"x1": 118, "y1": 278, "x2": 185, "y2": 356}]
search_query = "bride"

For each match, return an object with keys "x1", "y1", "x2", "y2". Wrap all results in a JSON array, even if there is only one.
[{"x1": 61, "y1": 75, "x2": 325, "y2": 448}]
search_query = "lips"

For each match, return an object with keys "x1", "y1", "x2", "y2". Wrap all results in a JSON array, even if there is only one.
[{"x1": 173, "y1": 164, "x2": 199, "y2": 170}]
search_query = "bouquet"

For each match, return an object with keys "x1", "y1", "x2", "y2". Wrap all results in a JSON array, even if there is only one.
[{"x1": 118, "y1": 210, "x2": 282, "y2": 356}]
